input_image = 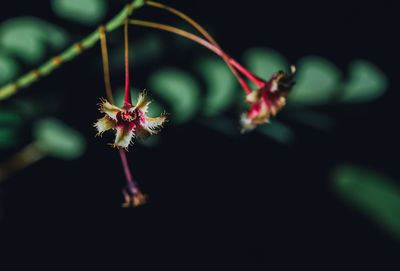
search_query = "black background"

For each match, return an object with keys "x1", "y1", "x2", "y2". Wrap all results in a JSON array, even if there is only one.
[{"x1": 0, "y1": 0, "x2": 399, "y2": 268}]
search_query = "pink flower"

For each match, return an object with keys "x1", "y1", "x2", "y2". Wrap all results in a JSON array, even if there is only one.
[
  {"x1": 240, "y1": 66, "x2": 296, "y2": 132},
  {"x1": 94, "y1": 91, "x2": 167, "y2": 149}
]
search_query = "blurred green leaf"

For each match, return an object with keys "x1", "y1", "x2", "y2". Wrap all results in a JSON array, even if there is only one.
[
  {"x1": 0, "y1": 110, "x2": 21, "y2": 149},
  {"x1": 243, "y1": 47, "x2": 288, "y2": 80},
  {"x1": 13, "y1": 99, "x2": 38, "y2": 118},
  {"x1": 332, "y1": 164, "x2": 400, "y2": 239},
  {"x1": 289, "y1": 56, "x2": 342, "y2": 105},
  {"x1": 51, "y1": 0, "x2": 107, "y2": 25},
  {"x1": 340, "y1": 60, "x2": 387, "y2": 103},
  {"x1": 196, "y1": 56, "x2": 236, "y2": 116},
  {"x1": 34, "y1": 118, "x2": 86, "y2": 160},
  {"x1": 149, "y1": 68, "x2": 201, "y2": 123},
  {"x1": 0, "y1": 54, "x2": 19, "y2": 85},
  {"x1": 132, "y1": 35, "x2": 164, "y2": 65},
  {"x1": 0, "y1": 17, "x2": 68, "y2": 64},
  {"x1": 257, "y1": 121, "x2": 294, "y2": 144},
  {"x1": 110, "y1": 37, "x2": 164, "y2": 70},
  {"x1": 0, "y1": 129, "x2": 17, "y2": 148},
  {"x1": 0, "y1": 110, "x2": 22, "y2": 125}
]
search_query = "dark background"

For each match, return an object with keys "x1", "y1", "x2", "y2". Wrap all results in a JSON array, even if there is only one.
[{"x1": 0, "y1": 0, "x2": 399, "y2": 268}]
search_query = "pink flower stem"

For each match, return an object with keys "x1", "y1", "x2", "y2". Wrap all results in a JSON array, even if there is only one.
[
  {"x1": 228, "y1": 59, "x2": 265, "y2": 88},
  {"x1": 119, "y1": 147, "x2": 134, "y2": 186}
]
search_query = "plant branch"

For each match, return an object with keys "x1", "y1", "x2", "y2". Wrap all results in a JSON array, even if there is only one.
[
  {"x1": 129, "y1": 19, "x2": 263, "y2": 92},
  {"x1": 0, "y1": 143, "x2": 45, "y2": 184},
  {"x1": 99, "y1": 26, "x2": 114, "y2": 103},
  {"x1": 144, "y1": 1, "x2": 254, "y2": 92},
  {"x1": 97, "y1": 12, "x2": 141, "y2": 206},
  {"x1": 0, "y1": 0, "x2": 146, "y2": 101}
]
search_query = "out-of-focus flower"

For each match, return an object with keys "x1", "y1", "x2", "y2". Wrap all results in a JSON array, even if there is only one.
[
  {"x1": 241, "y1": 66, "x2": 296, "y2": 132},
  {"x1": 121, "y1": 181, "x2": 147, "y2": 207},
  {"x1": 94, "y1": 91, "x2": 167, "y2": 149}
]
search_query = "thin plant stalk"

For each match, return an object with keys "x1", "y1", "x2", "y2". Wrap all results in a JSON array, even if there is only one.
[
  {"x1": 128, "y1": 19, "x2": 264, "y2": 91},
  {"x1": 144, "y1": 1, "x2": 251, "y2": 91},
  {"x1": 98, "y1": 17, "x2": 140, "y2": 206},
  {"x1": 99, "y1": 26, "x2": 114, "y2": 103}
]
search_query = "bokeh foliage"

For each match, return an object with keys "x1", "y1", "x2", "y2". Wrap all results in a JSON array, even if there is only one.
[
  {"x1": 51, "y1": 0, "x2": 107, "y2": 26},
  {"x1": 0, "y1": 0, "x2": 395, "y2": 243},
  {"x1": 332, "y1": 165, "x2": 400, "y2": 239}
]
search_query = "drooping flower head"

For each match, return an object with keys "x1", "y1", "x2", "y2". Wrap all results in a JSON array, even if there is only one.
[
  {"x1": 94, "y1": 91, "x2": 167, "y2": 149},
  {"x1": 240, "y1": 66, "x2": 296, "y2": 132},
  {"x1": 121, "y1": 181, "x2": 147, "y2": 207},
  {"x1": 126, "y1": 8, "x2": 296, "y2": 133}
]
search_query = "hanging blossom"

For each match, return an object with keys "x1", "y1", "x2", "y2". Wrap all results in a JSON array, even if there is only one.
[
  {"x1": 121, "y1": 181, "x2": 147, "y2": 207},
  {"x1": 94, "y1": 91, "x2": 167, "y2": 149},
  {"x1": 127, "y1": 17, "x2": 295, "y2": 132},
  {"x1": 240, "y1": 65, "x2": 296, "y2": 132}
]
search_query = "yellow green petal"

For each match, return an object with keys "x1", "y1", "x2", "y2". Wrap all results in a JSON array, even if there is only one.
[
  {"x1": 114, "y1": 126, "x2": 134, "y2": 148},
  {"x1": 144, "y1": 114, "x2": 167, "y2": 133},
  {"x1": 94, "y1": 116, "x2": 115, "y2": 135},
  {"x1": 133, "y1": 91, "x2": 151, "y2": 113},
  {"x1": 99, "y1": 98, "x2": 121, "y2": 120}
]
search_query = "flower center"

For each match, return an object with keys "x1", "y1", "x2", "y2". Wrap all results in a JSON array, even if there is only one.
[{"x1": 118, "y1": 110, "x2": 137, "y2": 122}]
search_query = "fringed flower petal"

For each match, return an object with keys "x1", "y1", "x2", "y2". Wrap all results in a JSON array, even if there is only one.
[
  {"x1": 114, "y1": 125, "x2": 135, "y2": 148},
  {"x1": 241, "y1": 102, "x2": 269, "y2": 132},
  {"x1": 144, "y1": 115, "x2": 167, "y2": 132},
  {"x1": 246, "y1": 88, "x2": 262, "y2": 103},
  {"x1": 94, "y1": 91, "x2": 167, "y2": 149},
  {"x1": 132, "y1": 91, "x2": 151, "y2": 114},
  {"x1": 94, "y1": 115, "x2": 116, "y2": 135},
  {"x1": 135, "y1": 114, "x2": 167, "y2": 139},
  {"x1": 240, "y1": 66, "x2": 295, "y2": 131},
  {"x1": 99, "y1": 98, "x2": 121, "y2": 120}
]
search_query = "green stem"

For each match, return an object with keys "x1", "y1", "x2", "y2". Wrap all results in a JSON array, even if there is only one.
[{"x1": 0, "y1": 0, "x2": 146, "y2": 101}]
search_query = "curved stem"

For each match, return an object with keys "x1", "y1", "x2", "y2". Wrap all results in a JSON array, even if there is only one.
[
  {"x1": 229, "y1": 59, "x2": 264, "y2": 88},
  {"x1": 129, "y1": 19, "x2": 264, "y2": 92},
  {"x1": 145, "y1": 1, "x2": 220, "y2": 48},
  {"x1": 144, "y1": 1, "x2": 256, "y2": 92},
  {"x1": 0, "y1": 0, "x2": 145, "y2": 101}
]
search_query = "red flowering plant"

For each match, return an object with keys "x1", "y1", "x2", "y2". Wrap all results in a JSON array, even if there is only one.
[
  {"x1": 240, "y1": 66, "x2": 296, "y2": 131},
  {"x1": 95, "y1": 92, "x2": 167, "y2": 149},
  {"x1": 0, "y1": 0, "x2": 295, "y2": 207},
  {"x1": 93, "y1": 20, "x2": 168, "y2": 207},
  {"x1": 126, "y1": 0, "x2": 296, "y2": 132}
]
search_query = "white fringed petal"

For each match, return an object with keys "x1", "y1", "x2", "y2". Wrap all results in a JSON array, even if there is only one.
[
  {"x1": 99, "y1": 98, "x2": 121, "y2": 120},
  {"x1": 144, "y1": 115, "x2": 167, "y2": 133},
  {"x1": 114, "y1": 126, "x2": 135, "y2": 148},
  {"x1": 94, "y1": 116, "x2": 115, "y2": 135},
  {"x1": 132, "y1": 91, "x2": 151, "y2": 114},
  {"x1": 246, "y1": 88, "x2": 261, "y2": 103}
]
